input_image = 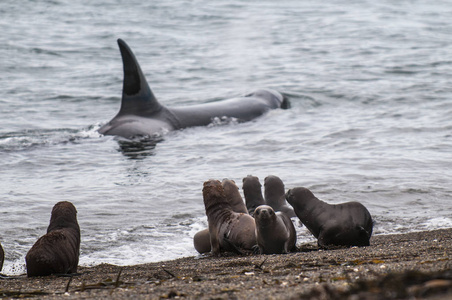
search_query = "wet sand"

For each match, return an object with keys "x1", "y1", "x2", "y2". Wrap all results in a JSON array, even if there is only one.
[{"x1": 1, "y1": 228, "x2": 451, "y2": 299}]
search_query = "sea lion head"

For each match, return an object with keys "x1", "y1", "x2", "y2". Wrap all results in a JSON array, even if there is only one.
[
  {"x1": 285, "y1": 187, "x2": 316, "y2": 207},
  {"x1": 203, "y1": 179, "x2": 229, "y2": 212},
  {"x1": 203, "y1": 179, "x2": 223, "y2": 198},
  {"x1": 254, "y1": 205, "x2": 277, "y2": 226},
  {"x1": 264, "y1": 175, "x2": 285, "y2": 194},
  {"x1": 47, "y1": 201, "x2": 79, "y2": 233},
  {"x1": 242, "y1": 175, "x2": 262, "y2": 194},
  {"x1": 242, "y1": 175, "x2": 265, "y2": 215},
  {"x1": 221, "y1": 178, "x2": 248, "y2": 214},
  {"x1": 264, "y1": 175, "x2": 285, "y2": 205},
  {"x1": 221, "y1": 179, "x2": 239, "y2": 197}
]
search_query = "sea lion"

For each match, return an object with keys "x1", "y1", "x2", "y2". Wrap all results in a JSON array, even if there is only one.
[
  {"x1": 26, "y1": 201, "x2": 80, "y2": 277},
  {"x1": 285, "y1": 187, "x2": 373, "y2": 248},
  {"x1": 264, "y1": 175, "x2": 296, "y2": 218},
  {"x1": 221, "y1": 179, "x2": 248, "y2": 214},
  {"x1": 194, "y1": 179, "x2": 249, "y2": 254},
  {"x1": 0, "y1": 241, "x2": 4, "y2": 272},
  {"x1": 202, "y1": 179, "x2": 256, "y2": 256},
  {"x1": 254, "y1": 205, "x2": 297, "y2": 254},
  {"x1": 193, "y1": 229, "x2": 211, "y2": 254},
  {"x1": 242, "y1": 175, "x2": 266, "y2": 216}
]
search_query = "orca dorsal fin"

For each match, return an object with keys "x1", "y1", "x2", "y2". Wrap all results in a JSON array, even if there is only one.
[{"x1": 117, "y1": 39, "x2": 162, "y2": 115}]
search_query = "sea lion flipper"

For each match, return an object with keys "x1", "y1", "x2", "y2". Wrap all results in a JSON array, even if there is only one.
[
  {"x1": 223, "y1": 235, "x2": 245, "y2": 255},
  {"x1": 252, "y1": 244, "x2": 260, "y2": 255},
  {"x1": 209, "y1": 228, "x2": 221, "y2": 256},
  {"x1": 280, "y1": 213, "x2": 297, "y2": 253}
]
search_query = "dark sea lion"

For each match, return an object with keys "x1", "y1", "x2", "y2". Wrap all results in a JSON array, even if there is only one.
[
  {"x1": 254, "y1": 205, "x2": 297, "y2": 254},
  {"x1": 242, "y1": 175, "x2": 266, "y2": 216},
  {"x1": 221, "y1": 179, "x2": 248, "y2": 214},
  {"x1": 26, "y1": 201, "x2": 80, "y2": 277},
  {"x1": 0, "y1": 242, "x2": 4, "y2": 272},
  {"x1": 202, "y1": 179, "x2": 256, "y2": 256},
  {"x1": 285, "y1": 187, "x2": 373, "y2": 248},
  {"x1": 194, "y1": 179, "x2": 249, "y2": 254},
  {"x1": 264, "y1": 175, "x2": 296, "y2": 218}
]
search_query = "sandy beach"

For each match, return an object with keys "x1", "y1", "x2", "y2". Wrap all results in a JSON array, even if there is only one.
[{"x1": 1, "y1": 228, "x2": 451, "y2": 299}]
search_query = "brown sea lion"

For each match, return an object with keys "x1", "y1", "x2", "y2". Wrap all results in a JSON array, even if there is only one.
[
  {"x1": 221, "y1": 179, "x2": 248, "y2": 214},
  {"x1": 193, "y1": 228, "x2": 211, "y2": 254},
  {"x1": 26, "y1": 201, "x2": 80, "y2": 277},
  {"x1": 264, "y1": 175, "x2": 296, "y2": 218},
  {"x1": 254, "y1": 205, "x2": 297, "y2": 254},
  {"x1": 285, "y1": 187, "x2": 373, "y2": 248},
  {"x1": 194, "y1": 179, "x2": 249, "y2": 254},
  {"x1": 242, "y1": 175, "x2": 266, "y2": 216},
  {"x1": 202, "y1": 179, "x2": 256, "y2": 256}
]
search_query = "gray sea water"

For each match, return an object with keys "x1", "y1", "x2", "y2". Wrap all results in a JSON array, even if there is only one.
[{"x1": 1, "y1": 0, "x2": 451, "y2": 275}]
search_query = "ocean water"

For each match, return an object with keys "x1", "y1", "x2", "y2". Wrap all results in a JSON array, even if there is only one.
[{"x1": 1, "y1": 0, "x2": 451, "y2": 275}]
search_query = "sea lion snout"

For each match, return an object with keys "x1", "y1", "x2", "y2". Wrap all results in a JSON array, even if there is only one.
[{"x1": 254, "y1": 205, "x2": 275, "y2": 221}]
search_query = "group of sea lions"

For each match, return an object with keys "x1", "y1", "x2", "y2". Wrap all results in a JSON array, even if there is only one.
[
  {"x1": 0, "y1": 201, "x2": 80, "y2": 277},
  {"x1": 195, "y1": 175, "x2": 373, "y2": 256},
  {"x1": 0, "y1": 176, "x2": 372, "y2": 277}
]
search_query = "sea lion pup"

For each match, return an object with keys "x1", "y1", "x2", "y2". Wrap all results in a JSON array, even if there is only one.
[
  {"x1": 242, "y1": 175, "x2": 266, "y2": 216},
  {"x1": 221, "y1": 179, "x2": 248, "y2": 214},
  {"x1": 194, "y1": 179, "x2": 249, "y2": 254},
  {"x1": 264, "y1": 175, "x2": 296, "y2": 218},
  {"x1": 285, "y1": 187, "x2": 373, "y2": 248},
  {"x1": 26, "y1": 201, "x2": 80, "y2": 277},
  {"x1": 202, "y1": 179, "x2": 257, "y2": 256},
  {"x1": 254, "y1": 205, "x2": 297, "y2": 254}
]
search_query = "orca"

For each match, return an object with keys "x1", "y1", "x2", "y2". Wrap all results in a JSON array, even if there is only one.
[{"x1": 98, "y1": 39, "x2": 289, "y2": 140}]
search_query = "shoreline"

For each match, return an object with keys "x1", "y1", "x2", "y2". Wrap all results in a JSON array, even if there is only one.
[{"x1": 1, "y1": 228, "x2": 451, "y2": 299}]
